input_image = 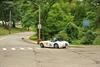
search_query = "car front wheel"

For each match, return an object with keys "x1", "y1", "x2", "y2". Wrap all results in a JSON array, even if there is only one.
[{"x1": 54, "y1": 43, "x2": 59, "y2": 48}]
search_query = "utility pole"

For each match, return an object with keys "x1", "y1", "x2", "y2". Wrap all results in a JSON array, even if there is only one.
[
  {"x1": 36, "y1": 4, "x2": 42, "y2": 44},
  {"x1": 34, "y1": 3, "x2": 42, "y2": 44},
  {"x1": 38, "y1": 5, "x2": 41, "y2": 40}
]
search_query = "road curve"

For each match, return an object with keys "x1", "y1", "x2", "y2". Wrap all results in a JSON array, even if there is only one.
[
  {"x1": 0, "y1": 32, "x2": 37, "y2": 67},
  {"x1": 0, "y1": 32, "x2": 100, "y2": 67}
]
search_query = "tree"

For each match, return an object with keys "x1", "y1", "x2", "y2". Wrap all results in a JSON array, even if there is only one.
[
  {"x1": 43, "y1": 2, "x2": 74, "y2": 40},
  {"x1": 28, "y1": 0, "x2": 57, "y2": 39},
  {"x1": 65, "y1": 22, "x2": 79, "y2": 39},
  {"x1": 84, "y1": 0, "x2": 100, "y2": 28},
  {"x1": 81, "y1": 30, "x2": 96, "y2": 45},
  {"x1": 0, "y1": 0, "x2": 21, "y2": 28}
]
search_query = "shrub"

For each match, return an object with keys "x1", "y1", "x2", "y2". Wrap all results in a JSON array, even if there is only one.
[
  {"x1": 78, "y1": 30, "x2": 85, "y2": 39},
  {"x1": 72, "y1": 40, "x2": 81, "y2": 45},
  {"x1": 81, "y1": 30, "x2": 97, "y2": 45},
  {"x1": 65, "y1": 22, "x2": 79, "y2": 39},
  {"x1": 93, "y1": 35, "x2": 100, "y2": 45},
  {"x1": 56, "y1": 31, "x2": 72, "y2": 43},
  {"x1": 56, "y1": 31, "x2": 67, "y2": 40}
]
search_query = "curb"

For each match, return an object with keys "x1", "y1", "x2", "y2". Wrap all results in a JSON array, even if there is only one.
[
  {"x1": 68, "y1": 45, "x2": 86, "y2": 48},
  {"x1": 69, "y1": 45, "x2": 100, "y2": 48},
  {"x1": 22, "y1": 36, "x2": 37, "y2": 44},
  {"x1": 22, "y1": 36, "x2": 100, "y2": 48}
]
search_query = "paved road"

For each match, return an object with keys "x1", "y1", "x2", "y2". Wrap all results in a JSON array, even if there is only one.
[
  {"x1": 0, "y1": 32, "x2": 100, "y2": 67},
  {"x1": 0, "y1": 32, "x2": 36, "y2": 67}
]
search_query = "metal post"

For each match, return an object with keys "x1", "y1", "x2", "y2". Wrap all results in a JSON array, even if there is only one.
[
  {"x1": 39, "y1": 5, "x2": 41, "y2": 40},
  {"x1": 34, "y1": 3, "x2": 42, "y2": 44}
]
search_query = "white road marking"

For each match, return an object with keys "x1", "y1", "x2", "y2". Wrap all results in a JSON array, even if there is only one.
[
  {"x1": 11, "y1": 48, "x2": 16, "y2": 50},
  {"x1": 27, "y1": 47, "x2": 33, "y2": 50},
  {"x1": 0, "y1": 38, "x2": 6, "y2": 41},
  {"x1": 1, "y1": 47, "x2": 34, "y2": 51},
  {"x1": 36, "y1": 48, "x2": 42, "y2": 49},
  {"x1": 2, "y1": 48, "x2": 7, "y2": 50},
  {"x1": 69, "y1": 48, "x2": 77, "y2": 49},
  {"x1": 20, "y1": 48, "x2": 25, "y2": 50}
]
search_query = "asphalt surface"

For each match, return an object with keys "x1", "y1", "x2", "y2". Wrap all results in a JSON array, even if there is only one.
[{"x1": 0, "y1": 32, "x2": 100, "y2": 67}]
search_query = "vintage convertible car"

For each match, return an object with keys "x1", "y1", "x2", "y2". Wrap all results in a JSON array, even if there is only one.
[{"x1": 39, "y1": 40, "x2": 69, "y2": 48}]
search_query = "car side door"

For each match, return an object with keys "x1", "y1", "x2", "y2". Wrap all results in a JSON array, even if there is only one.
[{"x1": 44, "y1": 41, "x2": 52, "y2": 47}]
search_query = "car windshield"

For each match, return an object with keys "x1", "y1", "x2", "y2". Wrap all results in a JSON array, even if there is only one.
[{"x1": 51, "y1": 39, "x2": 63, "y2": 42}]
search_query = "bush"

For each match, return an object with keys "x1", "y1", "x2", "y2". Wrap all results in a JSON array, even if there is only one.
[
  {"x1": 65, "y1": 22, "x2": 79, "y2": 39},
  {"x1": 56, "y1": 31, "x2": 67, "y2": 39},
  {"x1": 93, "y1": 35, "x2": 100, "y2": 45},
  {"x1": 56, "y1": 31, "x2": 71, "y2": 43},
  {"x1": 72, "y1": 40, "x2": 81, "y2": 45},
  {"x1": 78, "y1": 30, "x2": 85, "y2": 39},
  {"x1": 81, "y1": 30, "x2": 97, "y2": 45}
]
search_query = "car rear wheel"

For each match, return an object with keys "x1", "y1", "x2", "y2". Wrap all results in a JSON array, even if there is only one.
[
  {"x1": 65, "y1": 43, "x2": 69, "y2": 46},
  {"x1": 40, "y1": 43, "x2": 44, "y2": 48},
  {"x1": 65, "y1": 43, "x2": 69, "y2": 48},
  {"x1": 63, "y1": 46, "x2": 66, "y2": 48},
  {"x1": 54, "y1": 43, "x2": 59, "y2": 48}
]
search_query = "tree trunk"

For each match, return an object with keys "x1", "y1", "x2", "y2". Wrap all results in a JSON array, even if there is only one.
[
  {"x1": 12, "y1": 22, "x2": 16, "y2": 28},
  {"x1": 4, "y1": 22, "x2": 8, "y2": 29},
  {"x1": 27, "y1": 26, "x2": 30, "y2": 31}
]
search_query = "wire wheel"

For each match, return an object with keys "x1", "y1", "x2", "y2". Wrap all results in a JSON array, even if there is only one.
[{"x1": 54, "y1": 43, "x2": 59, "y2": 48}]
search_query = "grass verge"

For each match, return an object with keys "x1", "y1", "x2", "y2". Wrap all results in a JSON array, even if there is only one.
[
  {"x1": 0, "y1": 27, "x2": 26, "y2": 36},
  {"x1": 29, "y1": 34, "x2": 37, "y2": 41}
]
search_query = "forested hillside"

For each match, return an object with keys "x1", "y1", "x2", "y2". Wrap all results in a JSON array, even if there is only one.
[{"x1": 0, "y1": 0, "x2": 100, "y2": 45}]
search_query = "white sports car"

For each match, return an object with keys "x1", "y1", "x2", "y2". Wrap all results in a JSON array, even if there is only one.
[{"x1": 39, "y1": 40, "x2": 69, "y2": 48}]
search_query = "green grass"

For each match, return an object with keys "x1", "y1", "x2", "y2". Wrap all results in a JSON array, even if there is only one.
[
  {"x1": 0, "y1": 27, "x2": 8, "y2": 35},
  {"x1": 0, "y1": 27, "x2": 26, "y2": 36},
  {"x1": 29, "y1": 34, "x2": 37, "y2": 41},
  {"x1": 11, "y1": 28, "x2": 26, "y2": 33}
]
